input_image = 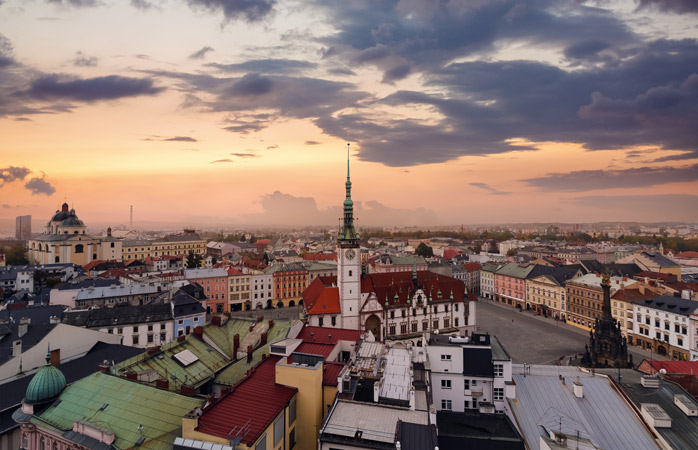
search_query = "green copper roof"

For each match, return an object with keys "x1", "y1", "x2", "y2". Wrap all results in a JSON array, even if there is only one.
[
  {"x1": 25, "y1": 360, "x2": 66, "y2": 405},
  {"x1": 33, "y1": 372, "x2": 203, "y2": 450}
]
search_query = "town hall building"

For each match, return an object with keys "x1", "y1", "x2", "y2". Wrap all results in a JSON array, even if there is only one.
[{"x1": 302, "y1": 149, "x2": 475, "y2": 340}]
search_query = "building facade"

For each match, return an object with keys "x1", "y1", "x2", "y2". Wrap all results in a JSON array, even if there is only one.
[
  {"x1": 16, "y1": 215, "x2": 31, "y2": 240},
  {"x1": 632, "y1": 295, "x2": 696, "y2": 361},
  {"x1": 566, "y1": 274, "x2": 637, "y2": 330},
  {"x1": 185, "y1": 268, "x2": 229, "y2": 313}
]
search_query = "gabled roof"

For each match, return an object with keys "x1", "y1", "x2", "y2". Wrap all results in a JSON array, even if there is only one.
[
  {"x1": 62, "y1": 304, "x2": 172, "y2": 328},
  {"x1": 323, "y1": 361, "x2": 345, "y2": 386},
  {"x1": 638, "y1": 295, "x2": 698, "y2": 316},
  {"x1": 171, "y1": 292, "x2": 206, "y2": 317},
  {"x1": 494, "y1": 262, "x2": 535, "y2": 279},
  {"x1": 642, "y1": 360, "x2": 698, "y2": 375},
  {"x1": 195, "y1": 355, "x2": 297, "y2": 446},
  {"x1": 640, "y1": 251, "x2": 680, "y2": 268},
  {"x1": 32, "y1": 372, "x2": 203, "y2": 450},
  {"x1": 612, "y1": 287, "x2": 657, "y2": 302}
]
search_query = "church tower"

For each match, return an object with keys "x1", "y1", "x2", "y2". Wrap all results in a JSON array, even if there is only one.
[{"x1": 337, "y1": 144, "x2": 361, "y2": 329}]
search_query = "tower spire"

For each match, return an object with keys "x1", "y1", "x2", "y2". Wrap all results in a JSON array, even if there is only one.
[{"x1": 340, "y1": 143, "x2": 357, "y2": 242}]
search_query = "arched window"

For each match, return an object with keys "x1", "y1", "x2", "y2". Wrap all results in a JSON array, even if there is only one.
[
  {"x1": 75, "y1": 244, "x2": 84, "y2": 253},
  {"x1": 40, "y1": 437, "x2": 45, "y2": 450},
  {"x1": 53, "y1": 442, "x2": 58, "y2": 450},
  {"x1": 22, "y1": 434, "x2": 28, "y2": 449}
]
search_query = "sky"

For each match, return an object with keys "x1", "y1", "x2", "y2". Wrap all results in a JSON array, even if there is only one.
[{"x1": 1, "y1": 0, "x2": 697, "y2": 230}]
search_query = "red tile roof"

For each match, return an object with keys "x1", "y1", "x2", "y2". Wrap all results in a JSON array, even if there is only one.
[
  {"x1": 612, "y1": 287, "x2": 657, "y2": 302},
  {"x1": 303, "y1": 253, "x2": 337, "y2": 261},
  {"x1": 195, "y1": 355, "x2": 297, "y2": 446},
  {"x1": 323, "y1": 361, "x2": 346, "y2": 386},
  {"x1": 303, "y1": 277, "x2": 341, "y2": 315},
  {"x1": 227, "y1": 267, "x2": 243, "y2": 275},
  {"x1": 643, "y1": 360, "x2": 698, "y2": 375},
  {"x1": 83, "y1": 260, "x2": 108, "y2": 270},
  {"x1": 296, "y1": 326, "x2": 362, "y2": 345},
  {"x1": 676, "y1": 251, "x2": 698, "y2": 259},
  {"x1": 464, "y1": 262, "x2": 483, "y2": 272},
  {"x1": 635, "y1": 271, "x2": 676, "y2": 281},
  {"x1": 295, "y1": 342, "x2": 336, "y2": 360}
]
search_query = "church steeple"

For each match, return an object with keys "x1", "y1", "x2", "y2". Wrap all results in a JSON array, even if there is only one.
[{"x1": 340, "y1": 144, "x2": 358, "y2": 243}]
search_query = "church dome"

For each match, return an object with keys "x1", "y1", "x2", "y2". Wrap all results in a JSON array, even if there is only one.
[
  {"x1": 25, "y1": 356, "x2": 66, "y2": 405},
  {"x1": 59, "y1": 217, "x2": 85, "y2": 227},
  {"x1": 50, "y1": 203, "x2": 71, "y2": 222}
]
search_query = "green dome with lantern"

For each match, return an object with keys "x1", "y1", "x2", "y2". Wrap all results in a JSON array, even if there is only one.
[{"x1": 24, "y1": 348, "x2": 66, "y2": 405}]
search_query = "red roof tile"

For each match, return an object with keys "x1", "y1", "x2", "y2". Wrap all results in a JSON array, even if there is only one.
[
  {"x1": 303, "y1": 253, "x2": 337, "y2": 261},
  {"x1": 303, "y1": 277, "x2": 341, "y2": 315},
  {"x1": 296, "y1": 326, "x2": 362, "y2": 345},
  {"x1": 295, "y1": 342, "x2": 336, "y2": 360},
  {"x1": 195, "y1": 355, "x2": 297, "y2": 446},
  {"x1": 464, "y1": 262, "x2": 483, "y2": 272},
  {"x1": 635, "y1": 271, "x2": 676, "y2": 281},
  {"x1": 645, "y1": 360, "x2": 698, "y2": 375},
  {"x1": 676, "y1": 251, "x2": 698, "y2": 259},
  {"x1": 323, "y1": 361, "x2": 345, "y2": 386},
  {"x1": 612, "y1": 287, "x2": 657, "y2": 302}
]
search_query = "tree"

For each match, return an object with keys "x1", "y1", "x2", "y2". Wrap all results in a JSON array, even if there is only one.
[
  {"x1": 506, "y1": 248, "x2": 518, "y2": 257},
  {"x1": 186, "y1": 250, "x2": 203, "y2": 269},
  {"x1": 4, "y1": 245, "x2": 28, "y2": 265},
  {"x1": 415, "y1": 242, "x2": 434, "y2": 258}
]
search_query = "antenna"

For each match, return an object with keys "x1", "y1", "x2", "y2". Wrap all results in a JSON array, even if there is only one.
[{"x1": 130, "y1": 205, "x2": 133, "y2": 231}]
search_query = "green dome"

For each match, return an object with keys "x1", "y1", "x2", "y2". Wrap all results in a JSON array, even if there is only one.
[{"x1": 25, "y1": 361, "x2": 66, "y2": 405}]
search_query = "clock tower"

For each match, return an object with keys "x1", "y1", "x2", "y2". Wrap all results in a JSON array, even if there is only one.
[{"x1": 337, "y1": 144, "x2": 361, "y2": 329}]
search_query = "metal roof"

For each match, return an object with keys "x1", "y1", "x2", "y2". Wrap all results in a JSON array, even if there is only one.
[
  {"x1": 32, "y1": 372, "x2": 203, "y2": 450},
  {"x1": 509, "y1": 367, "x2": 659, "y2": 450},
  {"x1": 379, "y1": 348, "x2": 411, "y2": 402}
]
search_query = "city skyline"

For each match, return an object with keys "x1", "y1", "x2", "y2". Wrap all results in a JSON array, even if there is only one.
[{"x1": 1, "y1": 0, "x2": 698, "y2": 226}]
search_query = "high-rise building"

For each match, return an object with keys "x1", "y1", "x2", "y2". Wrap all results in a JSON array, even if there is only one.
[{"x1": 15, "y1": 214, "x2": 32, "y2": 240}]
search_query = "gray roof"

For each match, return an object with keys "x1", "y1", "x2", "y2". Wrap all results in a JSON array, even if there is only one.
[
  {"x1": 74, "y1": 284, "x2": 161, "y2": 301},
  {"x1": 0, "y1": 305, "x2": 66, "y2": 363},
  {"x1": 641, "y1": 252, "x2": 680, "y2": 268},
  {"x1": 636, "y1": 295, "x2": 698, "y2": 317},
  {"x1": 510, "y1": 366, "x2": 659, "y2": 450},
  {"x1": 597, "y1": 368, "x2": 698, "y2": 450},
  {"x1": 490, "y1": 336, "x2": 511, "y2": 361},
  {"x1": 62, "y1": 304, "x2": 172, "y2": 328}
]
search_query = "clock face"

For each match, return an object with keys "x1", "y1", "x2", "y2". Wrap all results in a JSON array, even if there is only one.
[{"x1": 346, "y1": 249, "x2": 356, "y2": 260}]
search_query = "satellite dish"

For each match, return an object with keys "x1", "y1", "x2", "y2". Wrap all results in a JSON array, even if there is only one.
[{"x1": 659, "y1": 368, "x2": 667, "y2": 375}]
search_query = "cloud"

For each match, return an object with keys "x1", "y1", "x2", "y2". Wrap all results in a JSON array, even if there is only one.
[
  {"x1": 72, "y1": 51, "x2": 98, "y2": 67},
  {"x1": 14, "y1": 117, "x2": 33, "y2": 122},
  {"x1": 165, "y1": 136, "x2": 197, "y2": 142},
  {"x1": 0, "y1": 34, "x2": 14, "y2": 68},
  {"x1": 470, "y1": 182, "x2": 510, "y2": 195},
  {"x1": 2, "y1": 204, "x2": 11, "y2": 209},
  {"x1": 243, "y1": 191, "x2": 438, "y2": 226},
  {"x1": 189, "y1": 46, "x2": 214, "y2": 60},
  {"x1": 522, "y1": 164, "x2": 698, "y2": 191},
  {"x1": 305, "y1": 140, "x2": 321, "y2": 145},
  {"x1": 230, "y1": 152, "x2": 258, "y2": 157},
  {"x1": 635, "y1": 0, "x2": 698, "y2": 14},
  {"x1": 24, "y1": 177, "x2": 56, "y2": 196},
  {"x1": 185, "y1": 0, "x2": 276, "y2": 23},
  {"x1": 568, "y1": 194, "x2": 698, "y2": 221},
  {"x1": 266, "y1": 144, "x2": 278, "y2": 150},
  {"x1": 131, "y1": 0, "x2": 154, "y2": 9},
  {"x1": 210, "y1": 158, "x2": 233, "y2": 163},
  {"x1": 46, "y1": 0, "x2": 99, "y2": 6},
  {"x1": 25, "y1": 74, "x2": 164, "y2": 102},
  {"x1": 0, "y1": 166, "x2": 31, "y2": 185},
  {"x1": 208, "y1": 59, "x2": 315, "y2": 74}
]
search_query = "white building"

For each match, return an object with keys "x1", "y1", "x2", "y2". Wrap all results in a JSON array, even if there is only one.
[
  {"x1": 426, "y1": 333, "x2": 514, "y2": 414},
  {"x1": 251, "y1": 271, "x2": 274, "y2": 308},
  {"x1": 479, "y1": 263, "x2": 498, "y2": 300},
  {"x1": 631, "y1": 295, "x2": 697, "y2": 361}
]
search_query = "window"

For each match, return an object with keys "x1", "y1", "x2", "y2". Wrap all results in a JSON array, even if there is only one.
[
  {"x1": 441, "y1": 399, "x2": 452, "y2": 410},
  {"x1": 678, "y1": 337, "x2": 684, "y2": 346},
  {"x1": 472, "y1": 380, "x2": 477, "y2": 386},
  {"x1": 148, "y1": 325, "x2": 153, "y2": 332},
  {"x1": 274, "y1": 414, "x2": 284, "y2": 446},
  {"x1": 318, "y1": 317, "x2": 324, "y2": 326},
  {"x1": 400, "y1": 323, "x2": 407, "y2": 334},
  {"x1": 464, "y1": 400, "x2": 470, "y2": 409},
  {"x1": 134, "y1": 335, "x2": 140, "y2": 345},
  {"x1": 147, "y1": 334, "x2": 153, "y2": 343},
  {"x1": 441, "y1": 379, "x2": 452, "y2": 389},
  {"x1": 433, "y1": 319, "x2": 439, "y2": 330},
  {"x1": 675, "y1": 324, "x2": 680, "y2": 333},
  {"x1": 255, "y1": 434, "x2": 266, "y2": 450},
  {"x1": 289, "y1": 398, "x2": 296, "y2": 424},
  {"x1": 331, "y1": 316, "x2": 336, "y2": 326},
  {"x1": 289, "y1": 428, "x2": 296, "y2": 449},
  {"x1": 412, "y1": 322, "x2": 418, "y2": 332},
  {"x1": 75, "y1": 244, "x2": 84, "y2": 253},
  {"x1": 494, "y1": 388, "x2": 504, "y2": 401},
  {"x1": 441, "y1": 354, "x2": 452, "y2": 361},
  {"x1": 389, "y1": 324, "x2": 396, "y2": 335},
  {"x1": 656, "y1": 331, "x2": 662, "y2": 339},
  {"x1": 464, "y1": 379, "x2": 469, "y2": 389},
  {"x1": 494, "y1": 364, "x2": 503, "y2": 377},
  {"x1": 455, "y1": 317, "x2": 459, "y2": 327}
]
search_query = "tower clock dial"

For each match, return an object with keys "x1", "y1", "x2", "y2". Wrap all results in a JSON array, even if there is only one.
[{"x1": 346, "y1": 249, "x2": 356, "y2": 260}]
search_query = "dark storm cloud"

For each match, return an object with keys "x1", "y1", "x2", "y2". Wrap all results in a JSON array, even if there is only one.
[
  {"x1": 185, "y1": 0, "x2": 275, "y2": 23},
  {"x1": 209, "y1": 59, "x2": 315, "y2": 74},
  {"x1": 25, "y1": 75, "x2": 163, "y2": 102},
  {"x1": 0, "y1": 166, "x2": 31, "y2": 185},
  {"x1": 522, "y1": 164, "x2": 698, "y2": 191},
  {"x1": 651, "y1": 151, "x2": 698, "y2": 162},
  {"x1": 0, "y1": 33, "x2": 15, "y2": 68},
  {"x1": 72, "y1": 51, "x2": 98, "y2": 67},
  {"x1": 470, "y1": 182, "x2": 510, "y2": 195},
  {"x1": 636, "y1": 0, "x2": 698, "y2": 14},
  {"x1": 24, "y1": 177, "x2": 56, "y2": 196},
  {"x1": 189, "y1": 46, "x2": 214, "y2": 60},
  {"x1": 563, "y1": 39, "x2": 611, "y2": 60}
]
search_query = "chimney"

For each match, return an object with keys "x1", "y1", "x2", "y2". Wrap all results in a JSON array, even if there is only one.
[
  {"x1": 98, "y1": 363, "x2": 110, "y2": 373},
  {"x1": 50, "y1": 348, "x2": 61, "y2": 366},
  {"x1": 155, "y1": 379, "x2": 169, "y2": 390},
  {"x1": 18, "y1": 317, "x2": 30, "y2": 338},
  {"x1": 573, "y1": 381, "x2": 584, "y2": 398},
  {"x1": 181, "y1": 384, "x2": 196, "y2": 396},
  {"x1": 257, "y1": 316, "x2": 263, "y2": 323},
  {"x1": 261, "y1": 332, "x2": 267, "y2": 346},
  {"x1": 49, "y1": 316, "x2": 60, "y2": 325},
  {"x1": 233, "y1": 334, "x2": 240, "y2": 358},
  {"x1": 177, "y1": 335, "x2": 186, "y2": 342},
  {"x1": 212, "y1": 316, "x2": 222, "y2": 326},
  {"x1": 193, "y1": 326, "x2": 204, "y2": 338},
  {"x1": 268, "y1": 320, "x2": 274, "y2": 329},
  {"x1": 12, "y1": 340, "x2": 22, "y2": 358},
  {"x1": 126, "y1": 371, "x2": 137, "y2": 381},
  {"x1": 247, "y1": 345, "x2": 253, "y2": 363},
  {"x1": 249, "y1": 325, "x2": 254, "y2": 332}
]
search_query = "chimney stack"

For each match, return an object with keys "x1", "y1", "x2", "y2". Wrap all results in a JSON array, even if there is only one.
[
  {"x1": 247, "y1": 345, "x2": 253, "y2": 363},
  {"x1": 50, "y1": 348, "x2": 61, "y2": 366},
  {"x1": 233, "y1": 334, "x2": 240, "y2": 358},
  {"x1": 12, "y1": 340, "x2": 22, "y2": 358}
]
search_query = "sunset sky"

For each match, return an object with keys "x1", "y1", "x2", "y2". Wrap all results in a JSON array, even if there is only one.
[{"x1": 1, "y1": 0, "x2": 697, "y2": 229}]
